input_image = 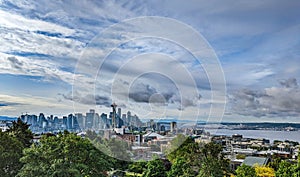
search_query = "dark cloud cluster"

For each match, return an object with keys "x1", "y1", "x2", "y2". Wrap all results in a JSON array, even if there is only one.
[
  {"x1": 7, "y1": 56, "x2": 24, "y2": 70},
  {"x1": 279, "y1": 78, "x2": 298, "y2": 88},
  {"x1": 129, "y1": 83, "x2": 172, "y2": 103},
  {"x1": 128, "y1": 83, "x2": 199, "y2": 109},
  {"x1": 61, "y1": 92, "x2": 111, "y2": 107},
  {"x1": 230, "y1": 78, "x2": 300, "y2": 118}
]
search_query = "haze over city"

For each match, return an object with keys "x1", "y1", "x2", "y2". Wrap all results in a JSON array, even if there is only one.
[{"x1": 0, "y1": 0, "x2": 300, "y2": 123}]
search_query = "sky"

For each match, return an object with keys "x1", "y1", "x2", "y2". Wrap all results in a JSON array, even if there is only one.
[{"x1": 0, "y1": 0, "x2": 300, "y2": 123}]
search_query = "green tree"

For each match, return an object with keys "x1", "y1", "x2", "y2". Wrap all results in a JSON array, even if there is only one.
[
  {"x1": 275, "y1": 160, "x2": 293, "y2": 177},
  {"x1": 17, "y1": 132, "x2": 112, "y2": 177},
  {"x1": 167, "y1": 136, "x2": 201, "y2": 164},
  {"x1": 167, "y1": 157, "x2": 195, "y2": 177},
  {"x1": 107, "y1": 138, "x2": 131, "y2": 161},
  {"x1": 92, "y1": 136, "x2": 131, "y2": 171},
  {"x1": 198, "y1": 142, "x2": 230, "y2": 177},
  {"x1": 128, "y1": 160, "x2": 147, "y2": 176},
  {"x1": 0, "y1": 131, "x2": 24, "y2": 177},
  {"x1": 293, "y1": 156, "x2": 300, "y2": 177},
  {"x1": 142, "y1": 159, "x2": 167, "y2": 177},
  {"x1": 236, "y1": 164, "x2": 257, "y2": 177},
  {"x1": 7, "y1": 119, "x2": 33, "y2": 148},
  {"x1": 166, "y1": 134, "x2": 187, "y2": 155},
  {"x1": 269, "y1": 157, "x2": 282, "y2": 171}
]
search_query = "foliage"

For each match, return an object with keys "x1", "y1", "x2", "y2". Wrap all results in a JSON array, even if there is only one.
[
  {"x1": 275, "y1": 160, "x2": 293, "y2": 177},
  {"x1": 165, "y1": 134, "x2": 187, "y2": 155},
  {"x1": 107, "y1": 138, "x2": 131, "y2": 161},
  {"x1": 269, "y1": 157, "x2": 282, "y2": 171},
  {"x1": 93, "y1": 136, "x2": 131, "y2": 171},
  {"x1": 142, "y1": 159, "x2": 167, "y2": 177},
  {"x1": 198, "y1": 142, "x2": 230, "y2": 177},
  {"x1": 236, "y1": 154, "x2": 246, "y2": 159},
  {"x1": 293, "y1": 157, "x2": 300, "y2": 177},
  {"x1": 255, "y1": 165, "x2": 275, "y2": 177},
  {"x1": 7, "y1": 119, "x2": 33, "y2": 148},
  {"x1": 128, "y1": 160, "x2": 147, "y2": 176},
  {"x1": 235, "y1": 164, "x2": 257, "y2": 177},
  {"x1": 167, "y1": 137, "x2": 230, "y2": 177},
  {"x1": 167, "y1": 157, "x2": 195, "y2": 177},
  {"x1": 0, "y1": 131, "x2": 24, "y2": 177},
  {"x1": 17, "y1": 132, "x2": 112, "y2": 177},
  {"x1": 167, "y1": 136, "x2": 201, "y2": 164}
]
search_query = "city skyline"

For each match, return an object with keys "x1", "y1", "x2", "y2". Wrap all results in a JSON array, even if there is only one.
[{"x1": 0, "y1": 1, "x2": 300, "y2": 123}]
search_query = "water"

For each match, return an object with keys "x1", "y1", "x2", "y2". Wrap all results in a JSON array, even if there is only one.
[{"x1": 205, "y1": 129, "x2": 300, "y2": 143}]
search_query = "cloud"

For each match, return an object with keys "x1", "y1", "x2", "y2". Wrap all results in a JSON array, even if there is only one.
[
  {"x1": 230, "y1": 78, "x2": 300, "y2": 118},
  {"x1": 61, "y1": 92, "x2": 112, "y2": 107},
  {"x1": 279, "y1": 78, "x2": 298, "y2": 88},
  {"x1": 0, "y1": 9, "x2": 75, "y2": 35},
  {"x1": 0, "y1": 53, "x2": 94, "y2": 86},
  {"x1": 0, "y1": 0, "x2": 299, "y2": 121},
  {"x1": 0, "y1": 94, "x2": 75, "y2": 116},
  {"x1": 129, "y1": 83, "x2": 173, "y2": 103},
  {"x1": 7, "y1": 56, "x2": 23, "y2": 69},
  {"x1": 127, "y1": 82, "x2": 199, "y2": 110}
]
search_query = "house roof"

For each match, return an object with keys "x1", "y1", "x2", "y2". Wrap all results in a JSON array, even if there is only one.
[
  {"x1": 243, "y1": 156, "x2": 269, "y2": 167},
  {"x1": 143, "y1": 132, "x2": 165, "y2": 139}
]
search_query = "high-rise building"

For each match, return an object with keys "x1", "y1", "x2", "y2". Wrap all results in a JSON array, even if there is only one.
[
  {"x1": 127, "y1": 111, "x2": 131, "y2": 125},
  {"x1": 62, "y1": 116, "x2": 67, "y2": 129},
  {"x1": 86, "y1": 110, "x2": 95, "y2": 130},
  {"x1": 122, "y1": 114, "x2": 127, "y2": 125},
  {"x1": 118, "y1": 108, "x2": 121, "y2": 118},
  {"x1": 111, "y1": 103, "x2": 117, "y2": 128},
  {"x1": 75, "y1": 113, "x2": 84, "y2": 129},
  {"x1": 93, "y1": 112, "x2": 100, "y2": 129},
  {"x1": 38, "y1": 113, "x2": 45, "y2": 127},
  {"x1": 100, "y1": 113, "x2": 108, "y2": 129},
  {"x1": 67, "y1": 114, "x2": 74, "y2": 130}
]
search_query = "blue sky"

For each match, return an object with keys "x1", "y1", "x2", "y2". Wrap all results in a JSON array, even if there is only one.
[{"x1": 0, "y1": 0, "x2": 300, "y2": 122}]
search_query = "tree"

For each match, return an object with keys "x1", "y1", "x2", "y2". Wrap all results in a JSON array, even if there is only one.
[
  {"x1": 275, "y1": 160, "x2": 293, "y2": 177},
  {"x1": 7, "y1": 119, "x2": 33, "y2": 148},
  {"x1": 17, "y1": 132, "x2": 112, "y2": 177},
  {"x1": 166, "y1": 134, "x2": 187, "y2": 155},
  {"x1": 0, "y1": 131, "x2": 24, "y2": 177},
  {"x1": 292, "y1": 156, "x2": 300, "y2": 177},
  {"x1": 106, "y1": 138, "x2": 131, "y2": 161},
  {"x1": 142, "y1": 159, "x2": 167, "y2": 177},
  {"x1": 167, "y1": 157, "x2": 195, "y2": 177},
  {"x1": 269, "y1": 157, "x2": 282, "y2": 171},
  {"x1": 198, "y1": 142, "x2": 230, "y2": 177},
  {"x1": 92, "y1": 136, "x2": 131, "y2": 171},
  {"x1": 167, "y1": 136, "x2": 201, "y2": 164},
  {"x1": 255, "y1": 165, "x2": 275, "y2": 177},
  {"x1": 236, "y1": 164, "x2": 257, "y2": 177},
  {"x1": 167, "y1": 138, "x2": 229, "y2": 177},
  {"x1": 128, "y1": 160, "x2": 147, "y2": 176}
]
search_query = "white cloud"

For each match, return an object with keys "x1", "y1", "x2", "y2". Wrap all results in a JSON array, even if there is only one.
[
  {"x1": 0, "y1": 53, "x2": 93, "y2": 86},
  {"x1": 0, "y1": 94, "x2": 74, "y2": 116},
  {"x1": 230, "y1": 78, "x2": 300, "y2": 118},
  {"x1": 0, "y1": 0, "x2": 299, "y2": 122},
  {"x1": 0, "y1": 9, "x2": 75, "y2": 35}
]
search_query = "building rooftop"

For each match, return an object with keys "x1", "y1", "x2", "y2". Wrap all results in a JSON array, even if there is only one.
[{"x1": 243, "y1": 156, "x2": 270, "y2": 167}]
